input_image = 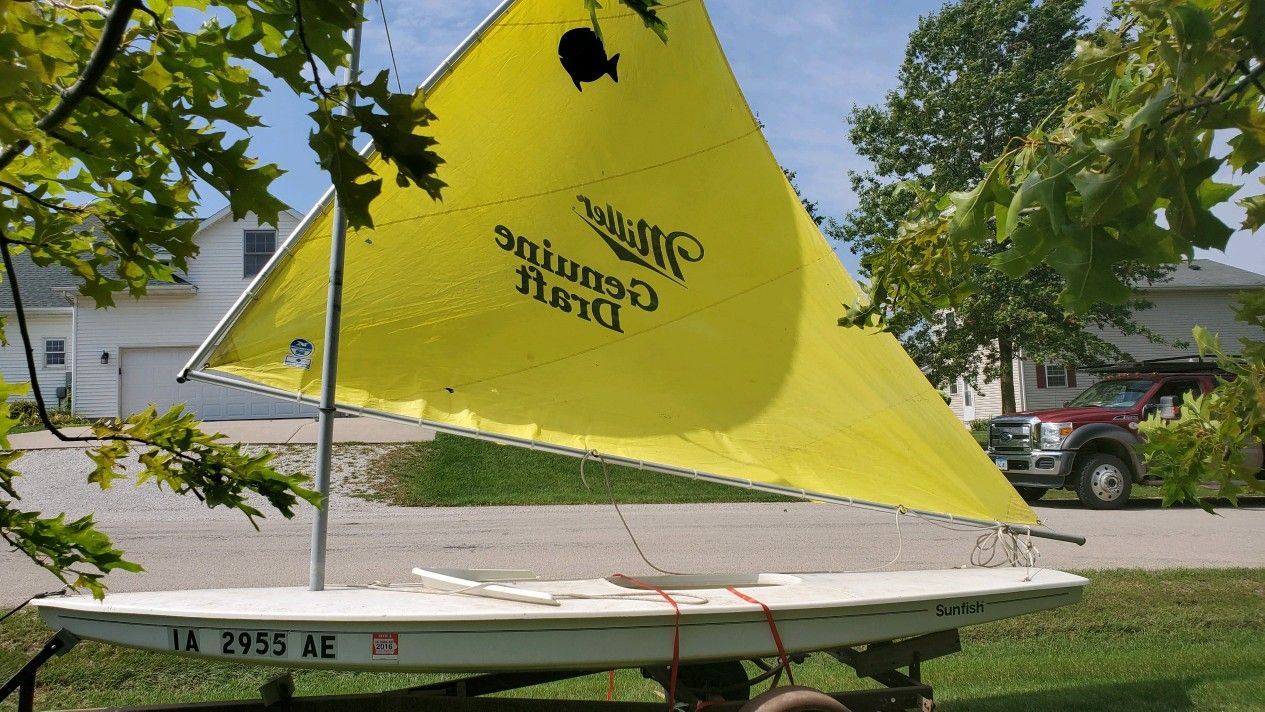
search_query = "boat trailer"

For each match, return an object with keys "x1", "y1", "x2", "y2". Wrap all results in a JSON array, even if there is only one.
[{"x1": 3, "y1": 628, "x2": 960, "y2": 711}]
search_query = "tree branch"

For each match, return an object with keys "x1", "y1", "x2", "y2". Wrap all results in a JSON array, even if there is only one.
[
  {"x1": 15, "y1": 0, "x2": 109, "y2": 16},
  {"x1": 134, "y1": 0, "x2": 160, "y2": 27},
  {"x1": 293, "y1": 0, "x2": 331, "y2": 99},
  {"x1": 0, "y1": 180, "x2": 85, "y2": 212},
  {"x1": 88, "y1": 88, "x2": 148, "y2": 129},
  {"x1": 1164, "y1": 63, "x2": 1265, "y2": 123},
  {"x1": 1239, "y1": 61, "x2": 1265, "y2": 96},
  {"x1": 0, "y1": 0, "x2": 139, "y2": 172}
]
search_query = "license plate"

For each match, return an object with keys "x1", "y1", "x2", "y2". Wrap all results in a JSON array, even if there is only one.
[
  {"x1": 169, "y1": 627, "x2": 340, "y2": 661},
  {"x1": 993, "y1": 457, "x2": 1007, "y2": 469}
]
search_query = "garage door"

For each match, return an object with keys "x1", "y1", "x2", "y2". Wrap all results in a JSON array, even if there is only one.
[{"x1": 120, "y1": 347, "x2": 314, "y2": 420}]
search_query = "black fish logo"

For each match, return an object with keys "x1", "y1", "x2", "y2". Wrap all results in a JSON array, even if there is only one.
[{"x1": 558, "y1": 27, "x2": 619, "y2": 91}]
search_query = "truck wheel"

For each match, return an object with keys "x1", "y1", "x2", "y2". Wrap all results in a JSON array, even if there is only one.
[
  {"x1": 1074, "y1": 453, "x2": 1131, "y2": 510},
  {"x1": 1014, "y1": 486, "x2": 1046, "y2": 503}
]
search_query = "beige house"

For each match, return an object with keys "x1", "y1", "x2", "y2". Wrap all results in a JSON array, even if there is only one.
[{"x1": 948, "y1": 259, "x2": 1265, "y2": 423}]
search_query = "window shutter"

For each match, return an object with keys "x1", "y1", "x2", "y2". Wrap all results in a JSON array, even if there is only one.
[
  {"x1": 1035, "y1": 362, "x2": 1047, "y2": 389},
  {"x1": 1067, "y1": 366, "x2": 1077, "y2": 389}
]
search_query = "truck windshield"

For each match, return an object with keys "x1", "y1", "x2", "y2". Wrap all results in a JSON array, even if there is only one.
[{"x1": 1067, "y1": 379, "x2": 1155, "y2": 409}]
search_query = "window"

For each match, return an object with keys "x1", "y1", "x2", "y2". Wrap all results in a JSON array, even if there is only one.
[
  {"x1": 243, "y1": 229, "x2": 277, "y2": 278},
  {"x1": 1149, "y1": 379, "x2": 1202, "y2": 409},
  {"x1": 1069, "y1": 379, "x2": 1154, "y2": 409},
  {"x1": 1044, "y1": 363, "x2": 1068, "y2": 388},
  {"x1": 963, "y1": 382, "x2": 973, "y2": 407},
  {"x1": 949, "y1": 380, "x2": 958, "y2": 395},
  {"x1": 44, "y1": 339, "x2": 65, "y2": 367}
]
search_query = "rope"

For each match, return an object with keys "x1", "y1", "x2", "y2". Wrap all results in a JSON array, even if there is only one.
[
  {"x1": 726, "y1": 588, "x2": 795, "y2": 686},
  {"x1": 969, "y1": 526, "x2": 1042, "y2": 580},
  {"x1": 584, "y1": 451, "x2": 1043, "y2": 579},
  {"x1": 0, "y1": 588, "x2": 66, "y2": 625},
  {"x1": 375, "y1": 0, "x2": 403, "y2": 93},
  {"x1": 830, "y1": 507, "x2": 905, "y2": 573},
  {"x1": 908, "y1": 511, "x2": 1044, "y2": 578},
  {"x1": 610, "y1": 573, "x2": 682, "y2": 711},
  {"x1": 581, "y1": 450, "x2": 693, "y2": 576}
]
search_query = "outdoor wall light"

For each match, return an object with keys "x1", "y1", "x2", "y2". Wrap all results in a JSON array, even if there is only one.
[{"x1": 100, "y1": 351, "x2": 109, "y2": 365}]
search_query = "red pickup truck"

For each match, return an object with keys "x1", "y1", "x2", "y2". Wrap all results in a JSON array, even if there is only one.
[{"x1": 987, "y1": 364, "x2": 1263, "y2": 509}]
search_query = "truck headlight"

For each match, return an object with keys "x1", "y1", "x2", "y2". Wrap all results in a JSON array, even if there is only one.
[{"x1": 1039, "y1": 422, "x2": 1073, "y2": 449}]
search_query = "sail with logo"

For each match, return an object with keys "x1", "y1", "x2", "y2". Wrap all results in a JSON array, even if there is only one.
[{"x1": 183, "y1": 0, "x2": 1039, "y2": 529}]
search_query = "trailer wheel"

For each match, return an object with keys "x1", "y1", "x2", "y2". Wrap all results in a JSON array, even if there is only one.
[
  {"x1": 737, "y1": 685, "x2": 850, "y2": 712},
  {"x1": 1074, "y1": 452, "x2": 1131, "y2": 509}
]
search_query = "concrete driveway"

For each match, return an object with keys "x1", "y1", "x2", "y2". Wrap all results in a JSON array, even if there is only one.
[
  {"x1": 6, "y1": 416, "x2": 435, "y2": 448},
  {"x1": 2, "y1": 437, "x2": 1264, "y2": 604}
]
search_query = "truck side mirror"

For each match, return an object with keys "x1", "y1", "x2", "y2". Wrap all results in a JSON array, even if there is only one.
[{"x1": 1159, "y1": 396, "x2": 1180, "y2": 420}]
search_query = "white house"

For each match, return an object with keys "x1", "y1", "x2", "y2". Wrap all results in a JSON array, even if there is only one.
[
  {"x1": 0, "y1": 254, "x2": 75, "y2": 406},
  {"x1": 1, "y1": 208, "x2": 315, "y2": 420},
  {"x1": 948, "y1": 259, "x2": 1265, "y2": 422}
]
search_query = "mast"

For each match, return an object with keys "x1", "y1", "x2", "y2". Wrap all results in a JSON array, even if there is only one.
[{"x1": 310, "y1": 6, "x2": 365, "y2": 592}]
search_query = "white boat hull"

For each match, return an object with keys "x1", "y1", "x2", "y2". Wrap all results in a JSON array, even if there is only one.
[{"x1": 34, "y1": 569, "x2": 1085, "y2": 672}]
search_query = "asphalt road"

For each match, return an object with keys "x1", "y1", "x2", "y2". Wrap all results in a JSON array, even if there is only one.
[{"x1": 3, "y1": 448, "x2": 1264, "y2": 604}]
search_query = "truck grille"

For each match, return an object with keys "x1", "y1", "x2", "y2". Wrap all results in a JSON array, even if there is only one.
[{"x1": 990, "y1": 419, "x2": 1036, "y2": 453}]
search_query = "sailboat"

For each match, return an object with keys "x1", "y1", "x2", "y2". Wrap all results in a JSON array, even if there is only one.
[{"x1": 33, "y1": 0, "x2": 1085, "y2": 683}]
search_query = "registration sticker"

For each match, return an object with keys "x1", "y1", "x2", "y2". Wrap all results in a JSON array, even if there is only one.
[
  {"x1": 371, "y1": 632, "x2": 399, "y2": 661},
  {"x1": 284, "y1": 338, "x2": 314, "y2": 369},
  {"x1": 993, "y1": 457, "x2": 1007, "y2": 469}
]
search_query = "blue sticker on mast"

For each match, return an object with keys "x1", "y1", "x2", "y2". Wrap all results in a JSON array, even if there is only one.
[{"x1": 284, "y1": 338, "x2": 314, "y2": 369}]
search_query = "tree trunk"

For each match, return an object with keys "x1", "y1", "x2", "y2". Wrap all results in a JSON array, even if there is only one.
[{"x1": 998, "y1": 337, "x2": 1017, "y2": 414}]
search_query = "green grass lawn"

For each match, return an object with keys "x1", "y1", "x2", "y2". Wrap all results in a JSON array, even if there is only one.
[
  {"x1": 369, "y1": 434, "x2": 793, "y2": 506},
  {"x1": 373, "y1": 434, "x2": 1215, "y2": 509},
  {"x1": 3, "y1": 569, "x2": 1263, "y2": 711},
  {"x1": 6, "y1": 424, "x2": 47, "y2": 434},
  {"x1": 1039, "y1": 484, "x2": 1166, "y2": 501}
]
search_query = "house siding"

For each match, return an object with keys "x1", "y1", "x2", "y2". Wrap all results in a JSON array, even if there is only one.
[
  {"x1": 73, "y1": 212, "x2": 300, "y2": 418},
  {"x1": 0, "y1": 311, "x2": 73, "y2": 405},
  {"x1": 1016, "y1": 362, "x2": 1096, "y2": 412},
  {"x1": 1095, "y1": 289, "x2": 1261, "y2": 360},
  {"x1": 1017, "y1": 288, "x2": 1261, "y2": 413},
  {"x1": 949, "y1": 287, "x2": 1265, "y2": 422},
  {"x1": 946, "y1": 360, "x2": 1017, "y2": 424}
]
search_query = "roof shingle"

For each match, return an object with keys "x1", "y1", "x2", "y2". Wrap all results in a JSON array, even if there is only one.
[
  {"x1": 0, "y1": 252, "x2": 77, "y2": 311},
  {"x1": 1145, "y1": 259, "x2": 1265, "y2": 290}
]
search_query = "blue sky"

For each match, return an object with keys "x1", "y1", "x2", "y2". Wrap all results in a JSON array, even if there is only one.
[{"x1": 208, "y1": 0, "x2": 1263, "y2": 277}]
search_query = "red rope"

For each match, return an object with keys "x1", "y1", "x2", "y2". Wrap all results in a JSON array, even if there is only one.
[
  {"x1": 726, "y1": 587, "x2": 796, "y2": 686},
  {"x1": 607, "y1": 669, "x2": 615, "y2": 701},
  {"x1": 612, "y1": 573, "x2": 681, "y2": 710}
]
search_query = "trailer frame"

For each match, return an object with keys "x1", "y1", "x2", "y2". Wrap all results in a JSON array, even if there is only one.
[{"x1": 2, "y1": 628, "x2": 961, "y2": 711}]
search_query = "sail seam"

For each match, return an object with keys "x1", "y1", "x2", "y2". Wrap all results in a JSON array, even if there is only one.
[{"x1": 370, "y1": 126, "x2": 762, "y2": 229}]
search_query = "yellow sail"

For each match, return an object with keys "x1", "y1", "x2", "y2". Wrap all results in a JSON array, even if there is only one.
[{"x1": 195, "y1": 0, "x2": 1037, "y2": 526}]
